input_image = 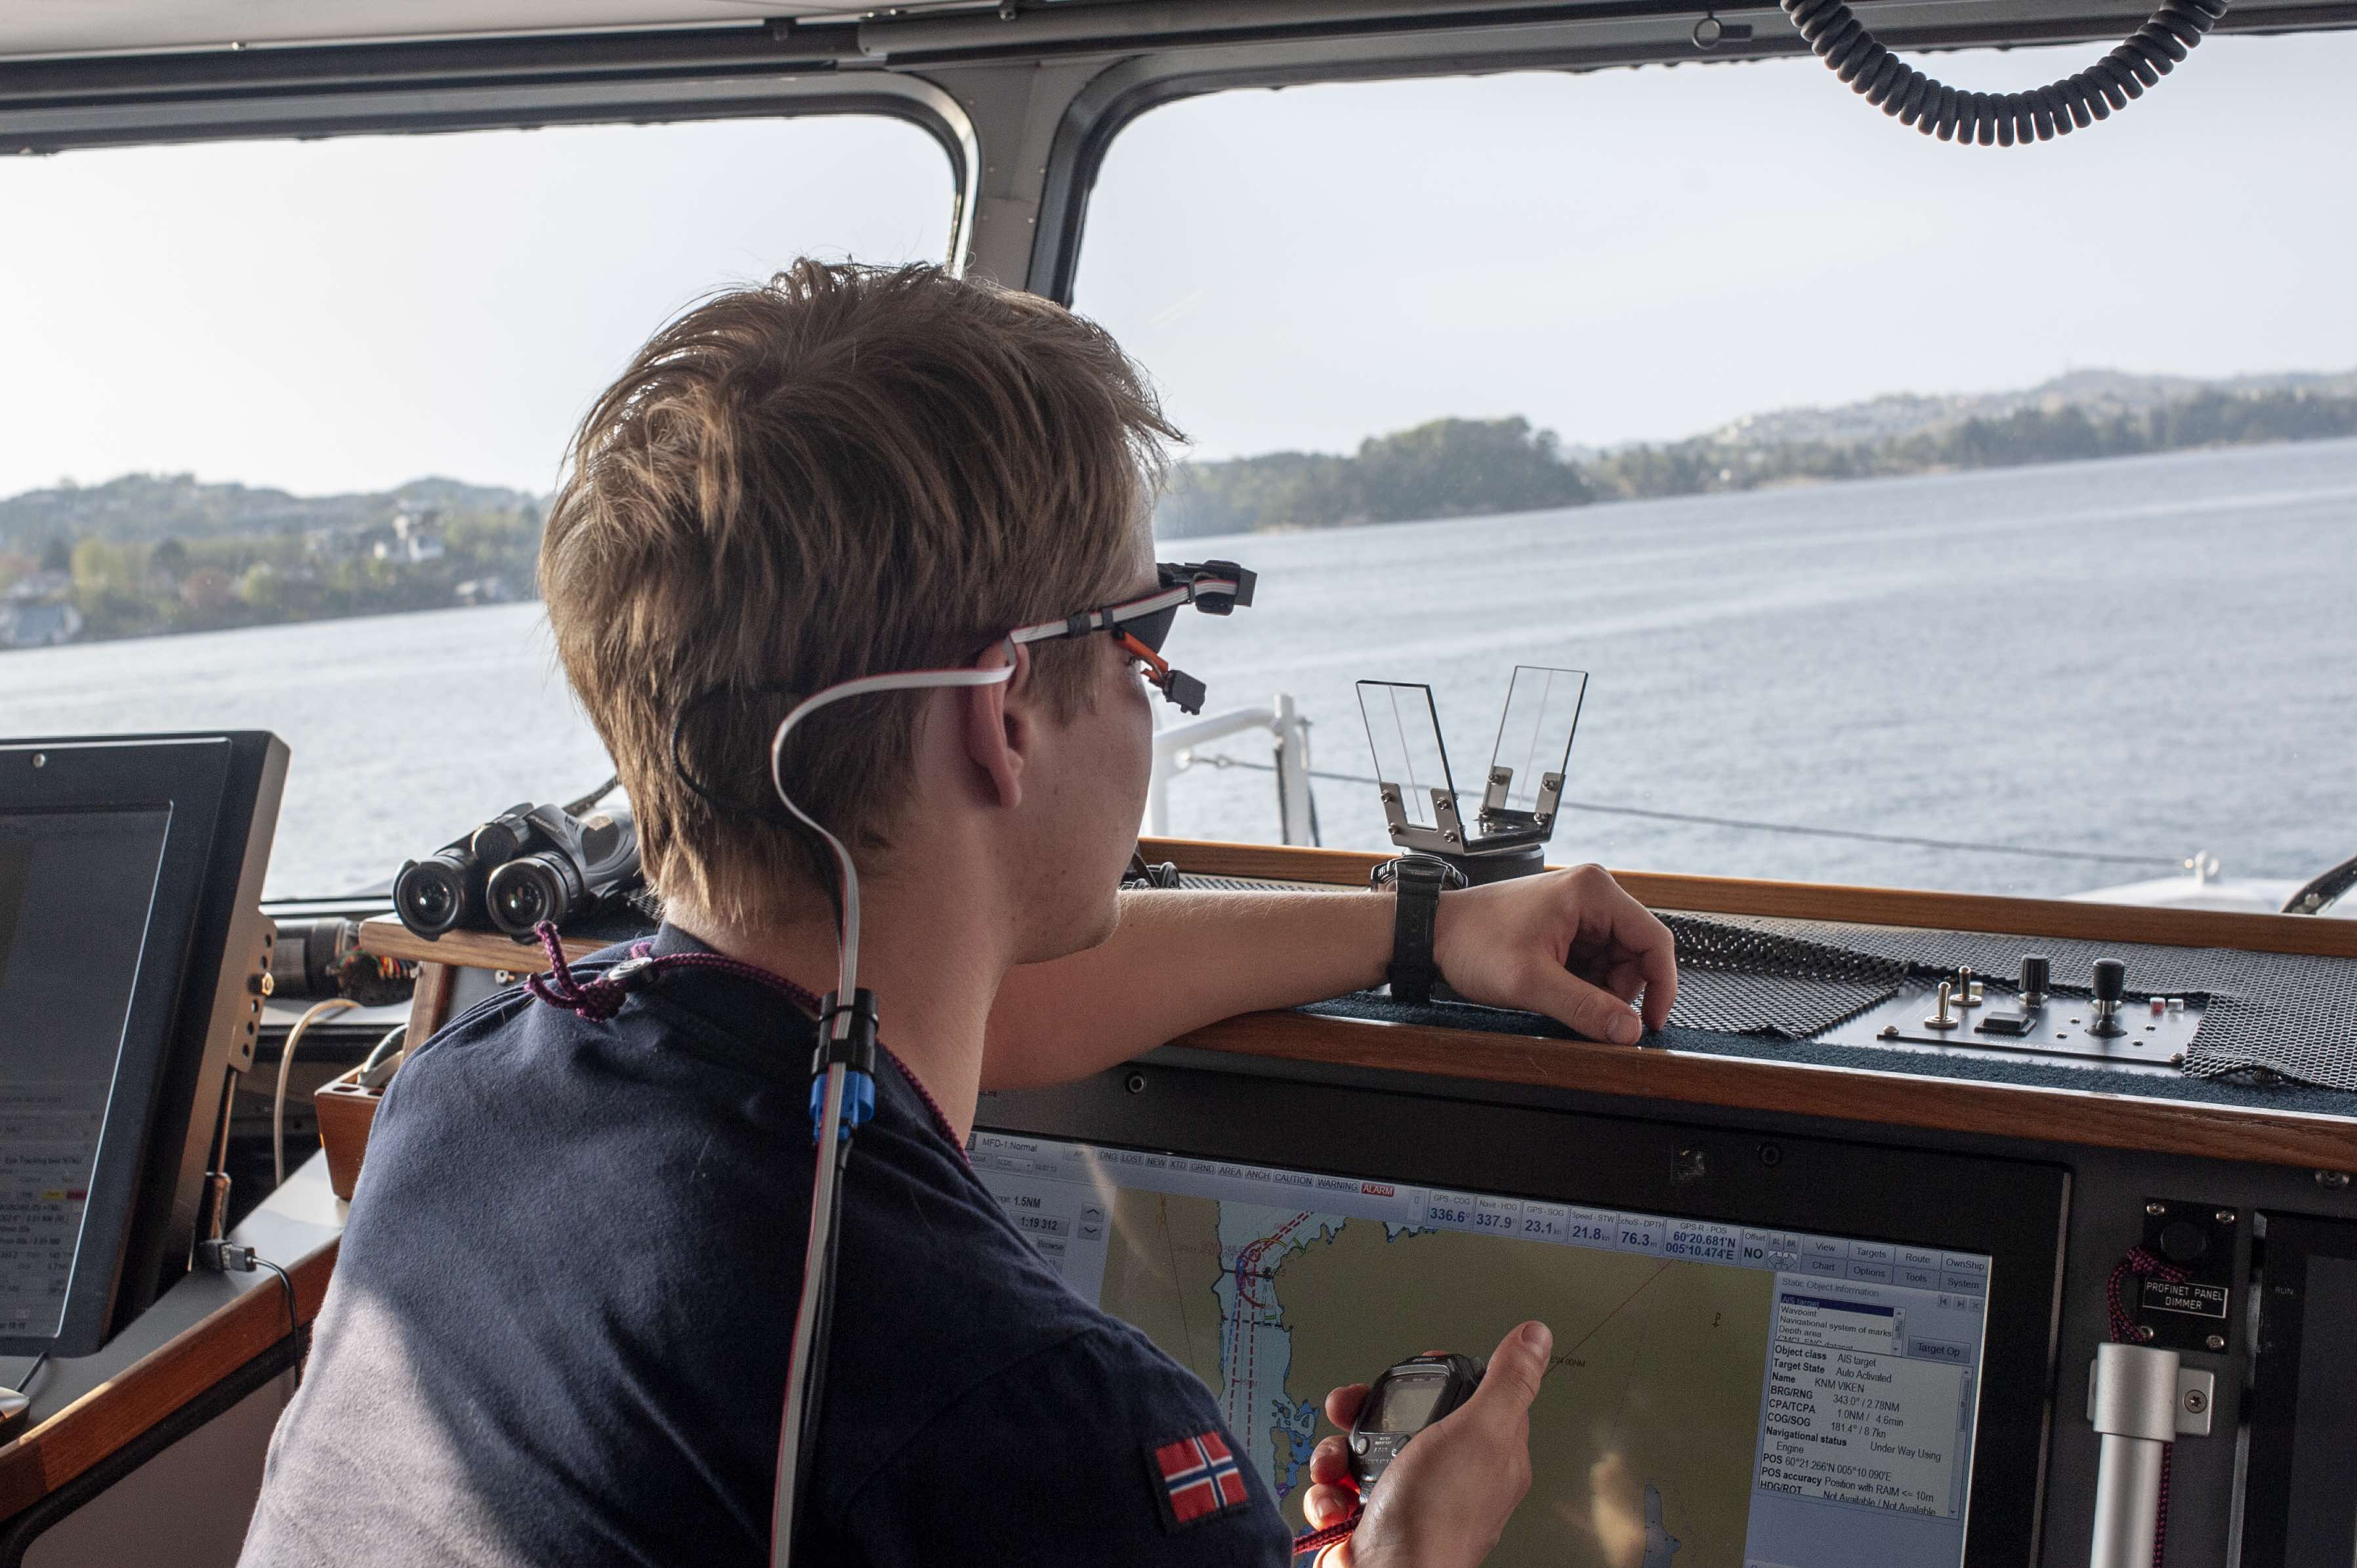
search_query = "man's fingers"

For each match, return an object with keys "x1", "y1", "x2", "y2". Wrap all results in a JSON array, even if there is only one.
[
  {"x1": 1574, "y1": 880, "x2": 1677, "y2": 1028},
  {"x1": 1602, "y1": 892, "x2": 1679, "y2": 1028},
  {"x1": 1309, "y1": 1435, "x2": 1354, "y2": 1487},
  {"x1": 1633, "y1": 913, "x2": 1678, "y2": 1028},
  {"x1": 1528, "y1": 962, "x2": 1643, "y2": 1045},
  {"x1": 1303, "y1": 1481, "x2": 1360, "y2": 1529},
  {"x1": 1324, "y1": 1383, "x2": 1369, "y2": 1429},
  {"x1": 1472, "y1": 1319, "x2": 1553, "y2": 1414},
  {"x1": 1600, "y1": 955, "x2": 1646, "y2": 1006}
]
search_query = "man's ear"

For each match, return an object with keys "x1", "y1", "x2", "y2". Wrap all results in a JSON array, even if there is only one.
[{"x1": 959, "y1": 641, "x2": 1034, "y2": 811}]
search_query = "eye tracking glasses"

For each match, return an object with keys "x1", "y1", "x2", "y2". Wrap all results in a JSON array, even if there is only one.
[
  {"x1": 1007, "y1": 559, "x2": 1256, "y2": 716},
  {"x1": 670, "y1": 559, "x2": 1257, "y2": 823}
]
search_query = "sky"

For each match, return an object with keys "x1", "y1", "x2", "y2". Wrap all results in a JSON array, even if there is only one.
[{"x1": 2, "y1": 30, "x2": 2354, "y2": 499}]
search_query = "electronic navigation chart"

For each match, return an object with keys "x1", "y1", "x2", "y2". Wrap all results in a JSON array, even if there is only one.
[{"x1": 973, "y1": 1133, "x2": 1993, "y2": 1568}]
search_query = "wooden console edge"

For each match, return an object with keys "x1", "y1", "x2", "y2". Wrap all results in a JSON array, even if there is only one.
[
  {"x1": 1177, "y1": 1010, "x2": 2357, "y2": 1172},
  {"x1": 0, "y1": 1242, "x2": 339, "y2": 1521}
]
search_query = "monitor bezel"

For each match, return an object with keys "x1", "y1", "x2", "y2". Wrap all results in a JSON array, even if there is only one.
[
  {"x1": 0, "y1": 732, "x2": 285, "y2": 1357},
  {"x1": 976, "y1": 1059, "x2": 2069, "y2": 1568},
  {"x1": 2240, "y1": 1210, "x2": 2357, "y2": 1567}
]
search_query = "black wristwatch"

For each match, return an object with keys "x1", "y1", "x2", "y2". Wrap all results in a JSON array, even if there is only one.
[{"x1": 1370, "y1": 854, "x2": 1467, "y2": 1005}]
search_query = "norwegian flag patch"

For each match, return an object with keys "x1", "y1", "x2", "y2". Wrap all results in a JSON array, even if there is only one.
[{"x1": 1149, "y1": 1430, "x2": 1250, "y2": 1529}]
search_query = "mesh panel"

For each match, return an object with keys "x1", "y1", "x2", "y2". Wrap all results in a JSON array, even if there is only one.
[
  {"x1": 1659, "y1": 915, "x2": 1904, "y2": 1040},
  {"x1": 1677, "y1": 913, "x2": 2357, "y2": 1092}
]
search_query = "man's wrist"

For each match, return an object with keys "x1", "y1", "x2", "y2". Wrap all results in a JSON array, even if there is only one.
[{"x1": 1370, "y1": 856, "x2": 1465, "y2": 1004}]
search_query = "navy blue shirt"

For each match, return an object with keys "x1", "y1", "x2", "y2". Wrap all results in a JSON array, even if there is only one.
[{"x1": 242, "y1": 926, "x2": 1293, "y2": 1567}]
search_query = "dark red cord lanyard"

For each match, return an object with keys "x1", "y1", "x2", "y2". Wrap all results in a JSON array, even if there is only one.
[
  {"x1": 520, "y1": 920, "x2": 970, "y2": 1158},
  {"x1": 1292, "y1": 1506, "x2": 1363, "y2": 1559},
  {"x1": 2106, "y1": 1246, "x2": 2188, "y2": 1568}
]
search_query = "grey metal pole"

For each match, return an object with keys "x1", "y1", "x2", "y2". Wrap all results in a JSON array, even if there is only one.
[{"x1": 2088, "y1": 1342, "x2": 2181, "y2": 1568}]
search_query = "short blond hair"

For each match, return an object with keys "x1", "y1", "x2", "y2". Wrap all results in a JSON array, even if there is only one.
[{"x1": 541, "y1": 260, "x2": 1177, "y2": 927}]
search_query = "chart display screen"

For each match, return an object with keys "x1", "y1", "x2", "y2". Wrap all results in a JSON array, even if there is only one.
[
  {"x1": 0, "y1": 808, "x2": 172, "y2": 1340},
  {"x1": 974, "y1": 1131, "x2": 1993, "y2": 1568}
]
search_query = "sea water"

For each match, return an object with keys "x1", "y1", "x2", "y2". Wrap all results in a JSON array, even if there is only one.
[{"x1": 7, "y1": 438, "x2": 2353, "y2": 901}]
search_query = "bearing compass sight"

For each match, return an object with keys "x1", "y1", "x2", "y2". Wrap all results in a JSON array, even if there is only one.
[{"x1": 1357, "y1": 666, "x2": 1587, "y2": 886}]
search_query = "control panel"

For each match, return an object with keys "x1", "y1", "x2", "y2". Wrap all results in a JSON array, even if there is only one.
[{"x1": 1824, "y1": 953, "x2": 2203, "y2": 1074}]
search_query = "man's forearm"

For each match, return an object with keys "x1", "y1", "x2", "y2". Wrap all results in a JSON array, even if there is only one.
[{"x1": 981, "y1": 888, "x2": 1391, "y2": 1090}]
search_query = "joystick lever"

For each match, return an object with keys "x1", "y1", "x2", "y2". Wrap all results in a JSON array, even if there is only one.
[{"x1": 2089, "y1": 957, "x2": 2127, "y2": 1038}]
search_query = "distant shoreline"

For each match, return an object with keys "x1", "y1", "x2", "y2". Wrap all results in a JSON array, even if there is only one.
[
  {"x1": 1158, "y1": 390, "x2": 2357, "y2": 538},
  {"x1": 1, "y1": 486, "x2": 540, "y2": 653},
  {"x1": 13, "y1": 429, "x2": 2357, "y2": 651}
]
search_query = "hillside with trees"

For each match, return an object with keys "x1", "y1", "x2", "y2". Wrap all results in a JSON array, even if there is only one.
[
  {"x1": 0, "y1": 474, "x2": 541, "y2": 646},
  {"x1": 1159, "y1": 417, "x2": 1590, "y2": 537},
  {"x1": 1154, "y1": 375, "x2": 2357, "y2": 537},
  {"x1": 0, "y1": 472, "x2": 533, "y2": 547}
]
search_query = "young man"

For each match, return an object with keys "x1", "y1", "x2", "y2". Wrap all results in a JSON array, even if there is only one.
[{"x1": 241, "y1": 261, "x2": 1677, "y2": 1567}]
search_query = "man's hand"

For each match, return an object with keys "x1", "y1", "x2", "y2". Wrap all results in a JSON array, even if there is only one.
[
  {"x1": 1432, "y1": 864, "x2": 1677, "y2": 1044},
  {"x1": 1301, "y1": 1321, "x2": 1553, "y2": 1568}
]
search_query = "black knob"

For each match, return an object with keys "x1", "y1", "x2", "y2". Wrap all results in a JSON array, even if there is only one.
[
  {"x1": 2159, "y1": 1220, "x2": 2210, "y2": 1264},
  {"x1": 2020, "y1": 954, "x2": 2050, "y2": 998},
  {"x1": 2092, "y1": 959, "x2": 2126, "y2": 1002}
]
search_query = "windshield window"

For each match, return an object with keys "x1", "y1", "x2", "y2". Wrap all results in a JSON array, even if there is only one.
[
  {"x1": 0, "y1": 115, "x2": 955, "y2": 898},
  {"x1": 1077, "y1": 37, "x2": 2357, "y2": 906}
]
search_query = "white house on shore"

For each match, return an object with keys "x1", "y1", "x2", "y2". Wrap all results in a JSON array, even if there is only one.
[{"x1": 372, "y1": 510, "x2": 447, "y2": 564}]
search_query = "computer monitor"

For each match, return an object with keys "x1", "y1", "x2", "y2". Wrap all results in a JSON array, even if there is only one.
[
  {"x1": 975, "y1": 1063, "x2": 2067, "y2": 1568},
  {"x1": 0, "y1": 733, "x2": 286, "y2": 1357}
]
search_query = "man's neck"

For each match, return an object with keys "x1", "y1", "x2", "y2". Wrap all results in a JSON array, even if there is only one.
[{"x1": 675, "y1": 865, "x2": 1012, "y2": 1143}]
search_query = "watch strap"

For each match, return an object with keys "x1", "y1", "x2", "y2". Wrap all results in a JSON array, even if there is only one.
[{"x1": 1376, "y1": 856, "x2": 1451, "y2": 1005}]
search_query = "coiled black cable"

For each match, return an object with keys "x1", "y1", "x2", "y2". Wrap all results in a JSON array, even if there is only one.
[{"x1": 1781, "y1": 0, "x2": 2230, "y2": 144}]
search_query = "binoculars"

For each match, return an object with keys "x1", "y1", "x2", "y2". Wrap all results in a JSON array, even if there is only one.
[{"x1": 392, "y1": 800, "x2": 640, "y2": 940}]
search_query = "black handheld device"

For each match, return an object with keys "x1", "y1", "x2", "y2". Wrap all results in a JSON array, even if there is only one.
[{"x1": 1346, "y1": 1352, "x2": 1486, "y2": 1489}]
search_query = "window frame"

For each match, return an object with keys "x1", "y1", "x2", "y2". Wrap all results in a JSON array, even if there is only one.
[
  {"x1": 0, "y1": 49, "x2": 976, "y2": 273},
  {"x1": 1021, "y1": 7, "x2": 2357, "y2": 302}
]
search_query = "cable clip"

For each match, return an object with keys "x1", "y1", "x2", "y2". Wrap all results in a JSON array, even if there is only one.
[{"x1": 809, "y1": 989, "x2": 881, "y2": 1141}]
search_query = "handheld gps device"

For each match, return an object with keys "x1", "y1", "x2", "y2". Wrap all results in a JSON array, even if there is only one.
[{"x1": 1346, "y1": 1352, "x2": 1486, "y2": 1489}]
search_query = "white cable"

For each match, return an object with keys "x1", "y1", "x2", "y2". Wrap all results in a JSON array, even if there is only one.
[
  {"x1": 765, "y1": 651, "x2": 1016, "y2": 1568},
  {"x1": 773, "y1": 1061, "x2": 846, "y2": 1563},
  {"x1": 767, "y1": 657, "x2": 1017, "y2": 1015},
  {"x1": 275, "y1": 998, "x2": 359, "y2": 1188}
]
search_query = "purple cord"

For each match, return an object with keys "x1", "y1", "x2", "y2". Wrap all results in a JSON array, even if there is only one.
[
  {"x1": 518, "y1": 920, "x2": 968, "y2": 1159},
  {"x1": 523, "y1": 920, "x2": 824, "y2": 1021}
]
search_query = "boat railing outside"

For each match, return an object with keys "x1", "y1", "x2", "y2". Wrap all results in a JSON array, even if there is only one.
[{"x1": 1148, "y1": 693, "x2": 1314, "y2": 846}]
